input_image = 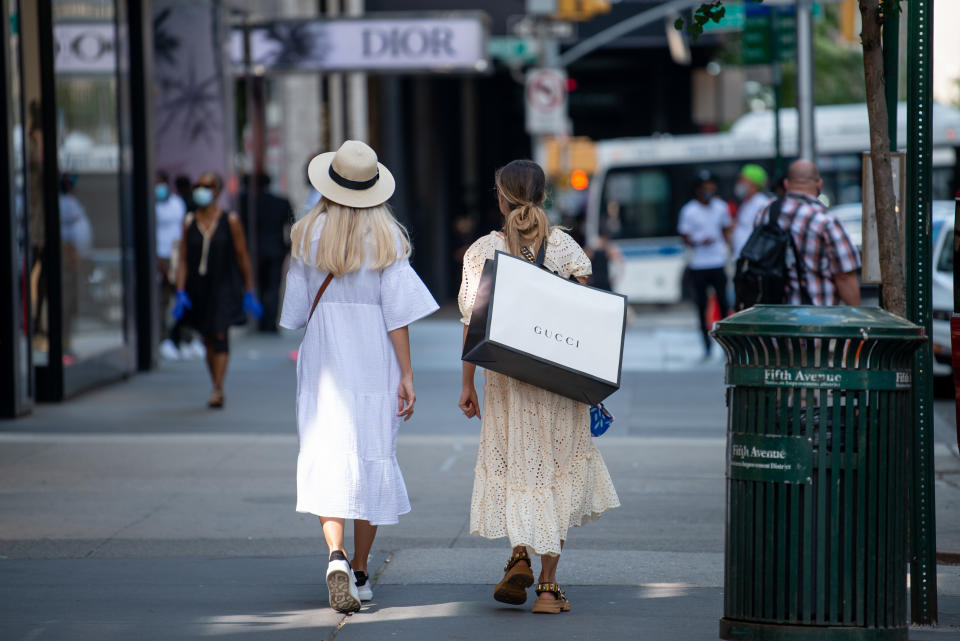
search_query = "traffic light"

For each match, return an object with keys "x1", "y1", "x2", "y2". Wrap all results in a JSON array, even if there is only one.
[
  {"x1": 839, "y1": 0, "x2": 858, "y2": 44},
  {"x1": 543, "y1": 136, "x2": 596, "y2": 179},
  {"x1": 570, "y1": 169, "x2": 589, "y2": 191},
  {"x1": 554, "y1": 0, "x2": 611, "y2": 22}
]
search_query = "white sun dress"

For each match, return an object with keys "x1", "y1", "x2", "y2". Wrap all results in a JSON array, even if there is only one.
[
  {"x1": 459, "y1": 229, "x2": 621, "y2": 556},
  {"x1": 280, "y1": 219, "x2": 439, "y2": 525}
]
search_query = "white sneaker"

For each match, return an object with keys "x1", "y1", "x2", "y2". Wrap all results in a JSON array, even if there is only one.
[
  {"x1": 326, "y1": 559, "x2": 361, "y2": 613},
  {"x1": 159, "y1": 339, "x2": 180, "y2": 360},
  {"x1": 354, "y1": 570, "x2": 373, "y2": 602},
  {"x1": 182, "y1": 338, "x2": 205, "y2": 360}
]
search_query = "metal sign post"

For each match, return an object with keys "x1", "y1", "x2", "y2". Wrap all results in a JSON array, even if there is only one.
[{"x1": 905, "y1": 0, "x2": 937, "y2": 626}]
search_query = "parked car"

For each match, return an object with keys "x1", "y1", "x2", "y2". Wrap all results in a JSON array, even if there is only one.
[
  {"x1": 930, "y1": 202, "x2": 956, "y2": 378},
  {"x1": 832, "y1": 200, "x2": 955, "y2": 378}
]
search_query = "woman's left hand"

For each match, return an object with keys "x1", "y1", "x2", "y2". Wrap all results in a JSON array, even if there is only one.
[
  {"x1": 397, "y1": 374, "x2": 416, "y2": 421},
  {"x1": 243, "y1": 290, "x2": 263, "y2": 319}
]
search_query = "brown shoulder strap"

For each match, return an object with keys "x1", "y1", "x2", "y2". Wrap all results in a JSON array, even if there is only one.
[{"x1": 308, "y1": 273, "x2": 334, "y2": 323}]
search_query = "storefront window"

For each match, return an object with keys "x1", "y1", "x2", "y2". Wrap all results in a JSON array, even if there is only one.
[{"x1": 53, "y1": 0, "x2": 125, "y2": 362}]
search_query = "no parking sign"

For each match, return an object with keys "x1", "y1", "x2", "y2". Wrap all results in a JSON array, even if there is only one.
[{"x1": 525, "y1": 67, "x2": 568, "y2": 135}]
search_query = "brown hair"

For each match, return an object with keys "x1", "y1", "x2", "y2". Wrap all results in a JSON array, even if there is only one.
[{"x1": 495, "y1": 160, "x2": 551, "y2": 258}]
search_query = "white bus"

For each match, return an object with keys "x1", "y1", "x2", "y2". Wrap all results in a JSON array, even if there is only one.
[{"x1": 584, "y1": 102, "x2": 960, "y2": 303}]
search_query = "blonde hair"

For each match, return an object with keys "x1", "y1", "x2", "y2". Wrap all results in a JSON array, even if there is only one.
[
  {"x1": 495, "y1": 160, "x2": 552, "y2": 257},
  {"x1": 290, "y1": 198, "x2": 411, "y2": 276}
]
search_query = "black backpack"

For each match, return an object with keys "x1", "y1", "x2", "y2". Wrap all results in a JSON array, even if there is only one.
[{"x1": 733, "y1": 198, "x2": 811, "y2": 310}]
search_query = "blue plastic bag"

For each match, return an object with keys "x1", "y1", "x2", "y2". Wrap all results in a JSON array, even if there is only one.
[{"x1": 589, "y1": 402, "x2": 614, "y2": 437}]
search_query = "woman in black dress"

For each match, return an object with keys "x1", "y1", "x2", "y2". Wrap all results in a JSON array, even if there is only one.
[{"x1": 173, "y1": 172, "x2": 261, "y2": 407}]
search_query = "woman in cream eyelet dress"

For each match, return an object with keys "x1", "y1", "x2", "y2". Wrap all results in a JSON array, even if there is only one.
[{"x1": 457, "y1": 159, "x2": 620, "y2": 614}]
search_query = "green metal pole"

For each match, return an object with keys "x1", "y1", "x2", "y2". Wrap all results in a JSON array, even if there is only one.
[
  {"x1": 906, "y1": 0, "x2": 938, "y2": 626},
  {"x1": 771, "y1": 9, "x2": 783, "y2": 175},
  {"x1": 883, "y1": 1, "x2": 899, "y2": 152}
]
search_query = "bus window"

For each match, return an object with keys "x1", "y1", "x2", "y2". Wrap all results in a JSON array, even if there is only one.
[
  {"x1": 600, "y1": 168, "x2": 672, "y2": 239},
  {"x1": 936, "y1": 228, "x2": 952, "y2": 274}
]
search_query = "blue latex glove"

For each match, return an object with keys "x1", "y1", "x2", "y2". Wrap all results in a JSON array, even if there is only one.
[
  {"x1": 243, "y1": 291, "x2": 263, "y2": 319},
  {"x1": 172, "y1": 290, "x2": 191, "y2": 321}
]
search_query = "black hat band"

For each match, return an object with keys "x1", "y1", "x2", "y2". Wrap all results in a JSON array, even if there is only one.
[{"x1": 329, "y1": 164, "x2": 379, "y2": 191}]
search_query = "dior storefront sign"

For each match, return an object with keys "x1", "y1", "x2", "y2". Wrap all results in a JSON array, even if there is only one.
[{"x1": 229, "y1": 15, "x2": 489, "y2": 73}]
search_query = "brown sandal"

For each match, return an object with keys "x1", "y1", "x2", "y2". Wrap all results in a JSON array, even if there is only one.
[
  {"x1": 493, "y1": 548, "x2": 534, "y2": 605},
  {"x1": 532, "y1": 583, "x2": 571, "y2": 614}
]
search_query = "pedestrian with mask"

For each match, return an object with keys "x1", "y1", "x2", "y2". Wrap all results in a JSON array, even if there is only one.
[
  {"x1": 458, "y1": 160, "x2": 620, "y2": 614},
  {"x1": 731, "y1": 164, "x2": 771, "y2": 259},
  {"x1": 155, "y1": 170, "x2": 187, "y2": 360},
  {"x1": 677, "y1": 170, "x2": 733, "y2": 358},
  {"x1": 280, "y1": 141, "x2": 438, "y2": 613},
  {"x1": 173, "y1": 172, "x2": 262, "y2": 408}
]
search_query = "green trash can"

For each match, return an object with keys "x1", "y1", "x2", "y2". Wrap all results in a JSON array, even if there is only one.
[{"x1": 712, "y1": 305, "x2": 925, "y2": 641}]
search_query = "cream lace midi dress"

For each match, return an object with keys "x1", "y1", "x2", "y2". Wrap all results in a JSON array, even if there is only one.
[
  {"x1": 280, "y1": 220, "x2": 439, "y2": 525},
  {"x1": 459, "y1": 229, "x2": 620, "y2": 556}
]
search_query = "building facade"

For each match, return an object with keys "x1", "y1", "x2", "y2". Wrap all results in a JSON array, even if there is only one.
[
  {"x1": 1, "y1": 0, "x2": 718, "y2": 415},
  {"x1": 1, "y1": 0, "x2": 155, "y2": 415}
]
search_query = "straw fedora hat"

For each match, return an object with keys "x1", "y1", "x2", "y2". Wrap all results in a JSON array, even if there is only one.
[{"x1": 307, "y1": 140, "x2": 395, "y2": 209}]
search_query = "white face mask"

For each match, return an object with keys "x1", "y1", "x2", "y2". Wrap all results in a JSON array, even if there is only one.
[
  {"x1": 734, "y1": 182, "x2": 750, "y2": 201},
  {"x1": 193, "y1": 186, "x2": 214, "y2": 207}
]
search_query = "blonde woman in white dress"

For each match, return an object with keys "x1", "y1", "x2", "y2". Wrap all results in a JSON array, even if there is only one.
[
  {"x1": 457, "y1": 160, "x2": 620, "y2": 614},
  {"x1": 280, "y1": 141, "x2": 438, "y2": 613}
]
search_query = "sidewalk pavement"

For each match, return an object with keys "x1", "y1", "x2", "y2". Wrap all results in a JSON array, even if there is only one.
[{"x1": 2, "y1": 315, "x2": 960, "y2": 640}]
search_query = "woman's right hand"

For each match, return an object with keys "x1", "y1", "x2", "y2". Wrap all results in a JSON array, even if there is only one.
[
  {"x1": 459, "y1": 383, "x2": 481, "y2": 420},
  {"x1": 172, "y1": 290, "x2": 191, "y2": 321}
]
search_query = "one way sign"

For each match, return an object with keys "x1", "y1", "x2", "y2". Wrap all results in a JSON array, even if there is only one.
[{"x1": 525, "y1": 67, "x2": 568, "y2": 136}]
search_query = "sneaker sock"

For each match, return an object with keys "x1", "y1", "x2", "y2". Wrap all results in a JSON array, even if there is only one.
[
  {"x1": 329, "y1": 550, "x2": 347, "y2": 563},
  {"x1": 354, "y1": 570, "x2": 368, "y2": 586}
]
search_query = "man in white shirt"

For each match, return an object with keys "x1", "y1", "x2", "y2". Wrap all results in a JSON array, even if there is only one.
[
  {"x1": 155, "y1": 170, "x2": 187, "y2": 360},
  {"x1": 677, "y1": 171, "x2": 733, "y2": 358},
  {"x1": 731, "y1": 164, "x2": 772, "y2": 258}
]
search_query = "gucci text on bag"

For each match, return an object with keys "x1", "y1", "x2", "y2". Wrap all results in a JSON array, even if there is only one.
[
  {"x1": 533, "y1": 326, "x2": 581, "y2": 348},
  {"x1": 462, "y1": 251, "x2": 627, "y2": 406}
]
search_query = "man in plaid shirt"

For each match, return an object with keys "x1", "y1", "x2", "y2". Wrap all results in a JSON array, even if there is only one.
[{"x1": 754, "y1": 160, "x2": 861, "y2": 306}]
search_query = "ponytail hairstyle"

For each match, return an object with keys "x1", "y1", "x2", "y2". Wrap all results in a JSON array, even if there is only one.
[{"x1": 495, "y1": 160, "x2": 551, "y2": 258}]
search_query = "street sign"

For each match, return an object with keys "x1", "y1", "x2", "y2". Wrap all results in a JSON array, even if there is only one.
[
  {"x1": 702, "y1": 2, "x2": 745, "y2": 33},
  {"x1": 741, "y1": 2, "x2": 820, "y2": 65},
  {"x1": 488, "y1": 37, "x2": 538, "y2": 65},
  {"x1": 743, "y1": 3, "x2": 798, "y2": 65},
  {"x1": 525, "y1": 68, "x2": 568, "y2": 136},
  {"x1": 508, "y1": 15, "x2": 576, "y2": 42}
]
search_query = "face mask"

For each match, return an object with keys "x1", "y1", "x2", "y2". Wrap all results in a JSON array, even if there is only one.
[
  {"x1": 733, "y1": 182, "x2": 749, "y2": 201},
  {"x1": 155, "y1": 184, "x2": 169, "y2": 201},
  {"x1": 193, "y1": 187, "x2": 214, "y2": 207},
  {"x1": 698, "y1": 189, "x2": 716, "y2": 203}
]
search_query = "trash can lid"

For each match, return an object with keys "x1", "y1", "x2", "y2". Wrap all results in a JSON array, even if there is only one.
[{"x1": 713, "y1": 305, "x2": 926, "y2": 340}]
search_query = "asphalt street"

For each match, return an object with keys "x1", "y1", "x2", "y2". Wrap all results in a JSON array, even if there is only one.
[{"x1": 3, "y1": 306, "x2": 960, "y2": 640}]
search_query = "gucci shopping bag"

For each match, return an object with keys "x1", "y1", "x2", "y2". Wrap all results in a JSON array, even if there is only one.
[{"x1": 462, "y1": 251, "x2": 627, "y2": 405}]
